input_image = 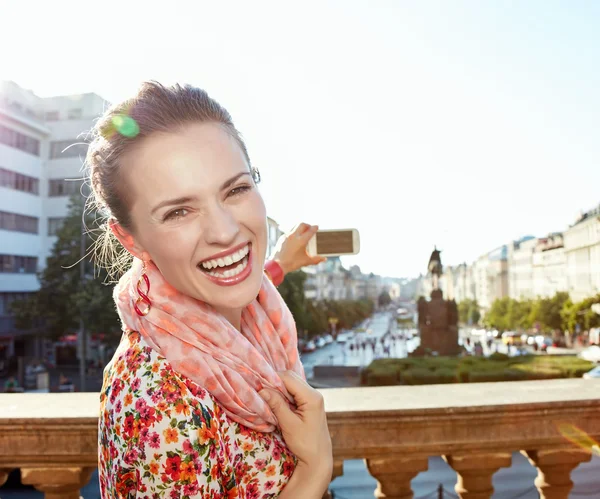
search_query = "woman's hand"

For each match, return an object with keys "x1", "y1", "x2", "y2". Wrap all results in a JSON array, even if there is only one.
[
  {"x1": 272, "y1": 223, "x2": 327, "y2": 275},
  {"x1": 259, "y1": 371, "x2": 333, "y2": 482}
]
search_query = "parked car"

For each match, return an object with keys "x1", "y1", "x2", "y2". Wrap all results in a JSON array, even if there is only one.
[
  {"x1": 302, "y1": 340, "x2": 316, "y2": 353},
  {"x1": 582, "y1": 366, "x2": 600, "y2": 379},
  {"x1": 323, "y1": 334, "x2": 334, "y2": 345},
  {"x1": 315, "y1": 337, "x2": 327, "y2": 348}
]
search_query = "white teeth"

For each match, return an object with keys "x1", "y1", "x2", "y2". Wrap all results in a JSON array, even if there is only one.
[
  {"x1": 206, "y1": 259, "x2": 247, "y2": 278},
  {"x1": 200, "y1": 244, "x2": 250, "y2": 270}
]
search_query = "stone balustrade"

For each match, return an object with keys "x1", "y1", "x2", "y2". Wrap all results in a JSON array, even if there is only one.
[{"x1": 1, "y1": 378, "x2": 599, "y2": 499}]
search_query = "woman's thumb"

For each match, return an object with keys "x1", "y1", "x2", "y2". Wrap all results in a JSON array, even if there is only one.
[{"x1": 259, "y1": 389, "x2": 293, "y2": 424}]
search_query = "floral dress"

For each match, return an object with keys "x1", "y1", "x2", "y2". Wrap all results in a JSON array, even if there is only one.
[{"x1": 99, "y1": 330, "x2": 297, "y2": 498}]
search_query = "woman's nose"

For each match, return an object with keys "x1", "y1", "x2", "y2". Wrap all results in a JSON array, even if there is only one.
[{"x1": 202, "y1": 206, "x2": 241, "y2": 246}]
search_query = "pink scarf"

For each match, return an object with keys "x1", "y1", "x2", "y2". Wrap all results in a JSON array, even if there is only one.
[{"x1": 113, "y1": 258, "x2": 305, "y2": 432}]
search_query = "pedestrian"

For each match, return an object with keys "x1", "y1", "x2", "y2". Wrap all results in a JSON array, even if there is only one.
[{"x1": 94, "y1": 82, "x2": 332, "y2": 498}]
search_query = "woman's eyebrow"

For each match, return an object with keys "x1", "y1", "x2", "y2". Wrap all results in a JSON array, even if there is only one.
[{"x1": 150, "y1": 172, "x2": 251, "y2": 215}]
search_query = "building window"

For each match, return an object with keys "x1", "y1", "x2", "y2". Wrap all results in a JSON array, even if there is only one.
[
  {"x1": 0, "y1": 254, "x2": 37, "y2": 274},
  {"x1": 0, "y1": 292, "x2": 34, "y2": 315},
  {"x1": 0, "y1": 123, "x2": 40, "y2": 156},
  {"x1": 68, "y1": 108, "x2": 82, "y2": 119},
  {"x1": 0, "y1": 167, "x2": 39, "y2": 195},
  {"x1": 48, "y1": 217, "x2": 66, "y2": 236},
  {"x1": 0, "y1": 211, "x2": 38, "y2": 234},
  {"x1": 50, "y1": 140, "x2": 89, "y2": 159},
  {"x1": 48, "y1": 178, "x2": 83, "y2": 197},
  {"x1": 45, "y1": 111, "x2": 60, "y2": 121}
]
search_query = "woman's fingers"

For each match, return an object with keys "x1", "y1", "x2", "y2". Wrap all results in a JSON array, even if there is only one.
[
  {"x1": 291, "y1": 222, "x2": 313, "y2": 237},
  {"x1": 277, "y1": 370, "x2": 323, "y2": 407},
  {"x1": 259, "y1": 388, "x2": 296, "y2": 427}
]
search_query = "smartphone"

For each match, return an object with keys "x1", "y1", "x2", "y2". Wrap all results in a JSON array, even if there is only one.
[{"x1": 307, "y1": 229, "x2": 360, "y2": 257}]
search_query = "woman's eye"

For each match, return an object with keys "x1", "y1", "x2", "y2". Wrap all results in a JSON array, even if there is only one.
[
  {"x1": 228, "y1": 185, "x2": 252, "y2": 198},
  {"x1": 164, "y1": 208, "x2": 188, "y2": 221}
]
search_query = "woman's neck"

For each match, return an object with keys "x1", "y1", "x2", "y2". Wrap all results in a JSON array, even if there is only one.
[{"x1": 214, "y1": 306, "x2": 243, "y2": 331}]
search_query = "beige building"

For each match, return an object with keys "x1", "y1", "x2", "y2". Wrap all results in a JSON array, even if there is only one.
[
  {"x1": 564, "y1": 206, "x2": 600, "y2": 302},
  {"x1": 421, "y1": 263, "x2": 475, "y2": 304},
  {"x1": 472, "y1": 246, "x2": 508, "y2": 313},
  {"x1": 507, "y1": 236, "x2": 537, "y2": 300},
  {"x1": 452, "y1": 263, "x2": 476, "y2": 303},
  {"x1": 532, "y1": 234, "x2": 567, "y2": 298},
  {"x1": 304, "y1": 258, "x2": 353, "y2": 301}
]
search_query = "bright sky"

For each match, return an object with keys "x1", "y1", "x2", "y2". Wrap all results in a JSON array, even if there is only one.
[{"x1": 2, "y1": 1, "x2": 599, "y2": 279}]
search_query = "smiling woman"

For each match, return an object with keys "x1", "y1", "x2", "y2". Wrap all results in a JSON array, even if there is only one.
[{"x1": 87, "y1": 82, "x2": 332, "y2": 498}]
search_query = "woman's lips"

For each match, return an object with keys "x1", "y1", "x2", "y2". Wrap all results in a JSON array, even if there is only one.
[{"x1": 199, "y1": 247, "x2": 253, "y2": 287}]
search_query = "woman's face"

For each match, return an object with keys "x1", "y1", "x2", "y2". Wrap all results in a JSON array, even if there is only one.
[{"x1": 117, "y1": 122, "x2": 268, "y2": 316}]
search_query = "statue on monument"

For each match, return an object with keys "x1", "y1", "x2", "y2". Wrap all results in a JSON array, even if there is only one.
[
  {"x1": 413, "y1": 246, "x2": 460, "y2": 357},
  {"x1": 428, "y1": 246, "x2": 443, "y2": 291}
]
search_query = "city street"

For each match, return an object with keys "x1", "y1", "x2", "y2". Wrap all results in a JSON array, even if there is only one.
[{"x1": 301, "y1": 312, "x2": 419, "y2": 379}]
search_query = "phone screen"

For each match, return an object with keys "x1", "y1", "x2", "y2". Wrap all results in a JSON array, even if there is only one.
[{"x1": 316, "y1": 230, "x2": 354, "y2": 255}]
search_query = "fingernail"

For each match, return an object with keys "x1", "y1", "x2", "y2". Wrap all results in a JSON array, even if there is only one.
[{"x1": 259, "y1": 390, "x2": 271, "y2": 402}]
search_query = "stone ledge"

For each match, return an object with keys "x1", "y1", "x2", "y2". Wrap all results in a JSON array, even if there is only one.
[{"x1": 0, "y1": 379, "x2": 598, "y2": 466}]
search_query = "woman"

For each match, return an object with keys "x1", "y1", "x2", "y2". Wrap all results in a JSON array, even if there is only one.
[{"x1": 92, "y1": 82, "x2": 332, "y2": 498}]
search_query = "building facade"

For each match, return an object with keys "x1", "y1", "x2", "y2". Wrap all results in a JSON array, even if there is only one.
[
  {"x1": 0, "y1": 80, "x2": 108, "y2": 360},
  {"x1": 507, "y1": 236, "x2": 537, "y2": 300},
  {"x1": 532, "y1": 234, "x2": 567, "y2": 299},
  {"x1": 564, "y1": 206, "x2": 600, "y2": 302}
]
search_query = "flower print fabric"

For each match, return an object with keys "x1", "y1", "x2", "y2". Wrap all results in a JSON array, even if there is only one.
[{"x1": 99, "y1": 331, "x2": 297, "y2": 498}]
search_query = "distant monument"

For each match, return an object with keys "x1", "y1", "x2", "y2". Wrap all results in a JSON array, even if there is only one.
[{"x1": 413, "y1": 247, "x2": 460, "y2": 357}]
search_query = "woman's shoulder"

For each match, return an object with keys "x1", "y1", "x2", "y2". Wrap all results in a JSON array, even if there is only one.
[
  {"x1": 98, "y1": 332, "x2": 234, "y2": 498},
  {"x1": 100, "y1": 331, "x2": 217, "y2": 416}
]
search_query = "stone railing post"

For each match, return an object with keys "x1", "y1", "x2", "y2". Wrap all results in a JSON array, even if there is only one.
[
  {"x1": 0, "y1": 468, "x2": 11, "y2": 486},
  {"x1": 20, "y1": 467, "x2": 95, "y2": 499},
  {"x1": 444, "y1": 452, "x2": 512, "y2": 499},
  {"x1": 523, "y1": 449, "x2": 591, "y2": 499},
  {"x1": 323, "y1": 459, "x2": 344, "y2": 499},
  {"x1": 365, "y1": 456, "x2": 428, "y2": 499}
]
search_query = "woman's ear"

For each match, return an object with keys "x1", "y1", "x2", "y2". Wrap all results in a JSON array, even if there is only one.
[{"x1": 109, "y1": 220, "x2": 149, "y2": 261}]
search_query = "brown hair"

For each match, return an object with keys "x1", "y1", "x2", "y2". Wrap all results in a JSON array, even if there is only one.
[{"x1": 86, "y1": 81, "x2": 252, "y2": 279}]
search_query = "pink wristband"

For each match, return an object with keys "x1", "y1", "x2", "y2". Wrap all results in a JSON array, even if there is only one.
[{"x1": 264, "y1": 260, "x2": 285, "y2": 286}]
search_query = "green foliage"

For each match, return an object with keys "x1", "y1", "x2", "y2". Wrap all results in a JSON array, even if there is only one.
[
  {"x1": 482, "y1": 292, "x2": 597, "y2": 334},
  {"x1": 278, "y1": 270, "x2": 310, "y2": 331},
  {"x1": 488, "y1": 352, "x2": 510, "y2": 362},
  {"x1": 458, "y1": 299, "x2": 481, "y2": 325},
  {"x1": 561, "y1": 294, "x2": 600, "y2": 332},
  {"x1": 361, "y1": 355, "x2": 595, "y2": 386},
  {"x1": 10, "y1": 195, "x2": 121, "y2": 341}
]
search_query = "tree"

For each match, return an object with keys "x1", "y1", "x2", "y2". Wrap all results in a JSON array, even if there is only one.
[
  {"x1": 469, "y1": 302, "x2": 481, "y2": 325},
  {"x1": 278, "y1": 270, "x2": 311, "y2": 333},
  {"x1": 378, "y1": 291, "x2": 392, "y2": 308},
  {"x1": 458, "y1": 299, "x2": 481, "y2": 325},
  {"x1": 484, "y1": 297, "x2": 510, "y2": 331},
  {"x1": 10, "y1": 195, "x2": 121, "y2": 341},
  {"x1": 561, "y1": 293, "x2": 600, "y2": 332},
  {"x1": 529, "y1": 292, "x2": 569, "y2": 332}
]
